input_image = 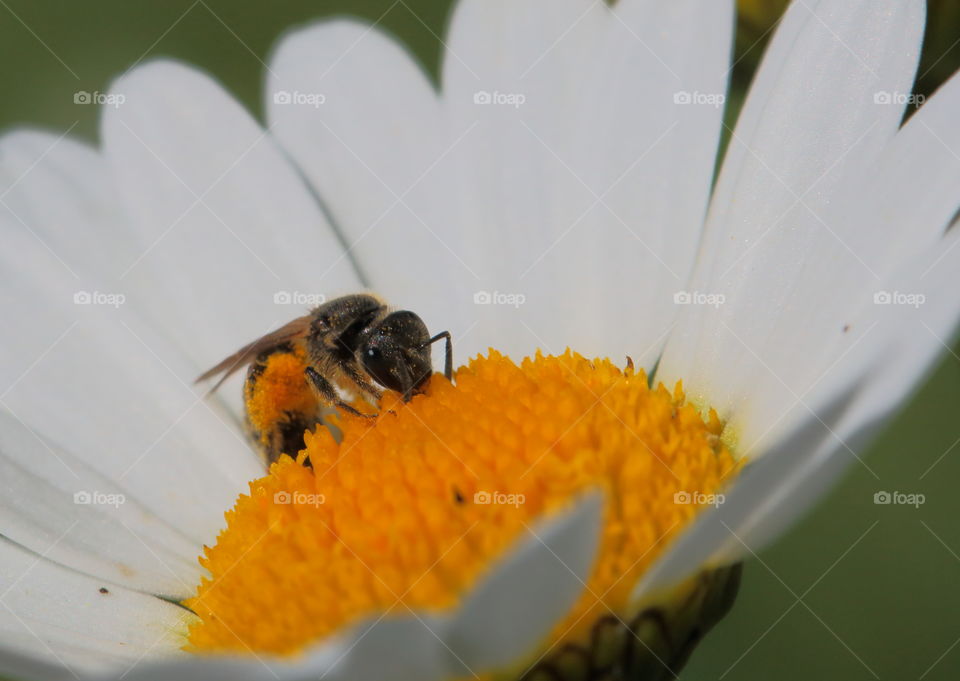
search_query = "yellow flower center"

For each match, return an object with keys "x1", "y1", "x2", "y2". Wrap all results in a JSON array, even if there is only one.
[{"x1": 184, "y1": 350, "x2": 739, "y2": 659}]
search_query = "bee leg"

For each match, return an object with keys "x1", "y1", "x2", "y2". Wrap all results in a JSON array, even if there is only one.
[
  {"x1": 424, "y1": 331, "x2": 453, "y2": 381},
  {"x1": 395, "y1": 362, "x2": 418, "y2": 403},
  {"x1": 305, "y1": 367, "x2": 376, "y2": 418},
  {"x1": 340, "y1": 363, "x2": 384, "y2": 402}
]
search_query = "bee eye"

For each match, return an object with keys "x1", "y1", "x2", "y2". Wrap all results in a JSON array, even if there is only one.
[{"x1": 362, "y1": 346, "x2": 401, "y2": 391}]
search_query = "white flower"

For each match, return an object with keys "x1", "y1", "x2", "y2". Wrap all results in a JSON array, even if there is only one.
[{"x1": 0, "y1": 0, "x2": 956, "y2": 678}]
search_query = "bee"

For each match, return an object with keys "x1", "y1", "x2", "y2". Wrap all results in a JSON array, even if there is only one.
[{"x1": 196, "y1": 294, "x2": 452, "y2": 465}]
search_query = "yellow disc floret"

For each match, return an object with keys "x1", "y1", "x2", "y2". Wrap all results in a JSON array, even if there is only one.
[{"x1": 184, "y1": 350, "x2": 739, "y2": 657}]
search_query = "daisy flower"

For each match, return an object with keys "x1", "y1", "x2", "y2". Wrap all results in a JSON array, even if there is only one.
[{"x1": 1, "y1": 0, "x2": 958, "y2": 679}]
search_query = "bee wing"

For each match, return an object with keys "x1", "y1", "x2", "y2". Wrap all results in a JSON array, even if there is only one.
[{"x1": 195, "y1": 315, "x2": 312, "y2": 393}]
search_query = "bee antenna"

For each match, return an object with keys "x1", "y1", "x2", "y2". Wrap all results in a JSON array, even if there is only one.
[
  {"x1": 421, "y1": 331, "x2": 453, "y2": 381},
  {"x1": 420, "y1": 334, "x2": 443, "y2": 349}
]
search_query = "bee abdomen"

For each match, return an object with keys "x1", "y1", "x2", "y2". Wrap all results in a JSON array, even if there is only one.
[{"x1": 243, "y1": 346, "x2": 323, "y2": 465}]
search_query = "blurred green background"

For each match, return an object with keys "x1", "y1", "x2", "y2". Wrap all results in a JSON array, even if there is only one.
[{"x1": 1, "y1": 1, "x2": 959, "y2": 679}]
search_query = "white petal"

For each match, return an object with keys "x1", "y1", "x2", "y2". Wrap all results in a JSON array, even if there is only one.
[
  {"x1": 266, "y1": 17, "x2": 443, "y2": 286},
  {"x1": 709, "y1": 0, "x2": 923, "y2": 232},
  {"x1": 0, "y1": 208, "x2": 261, "y2": 547},
  {"x1": 822, "y1": 69, "x2": 960, "y2": 277},
  {"x1": 99, "y1": 657, "x2": 281, "y2": 681},
  {"x1": 445, "y1": 491, "x2": 602, "y2": 669},
  {"x1": 730, "y1": 70, "x2": 960, "y2": 444},
  {"x1": 0, "y1": 130, "x2": 140, "y2": 283},
  {"x1": 437, "y1": 0, "x2": 733, "y2": 364},
  {"x1": 101, "y1": 60, "x2": 363, "y2": 378},
  {"x1": 299, "y1": 494, "x2": 603, "y2": 681},
  {"x1": 0, "y1": 646, "x2": 72, "y2": 681},
  {"x1": 821, "y1": 231, "x2": 960, "y2": 467},
  {"x1": 436, "y1": 0, "x2": 608, "y2": 360},
  {"x1": 304, "y1": 615, "x2": 454, "y2": 681},
  {"x1": 632, "y1": 377, "x2": 864, "y2": 600},
  {"x1": 121, "y1": 615, "x2": 452, "y2": 681},
  {"x1": 657, "y1": 0, "x2": 925, "y2": 444},
  {"x1": 267, "y1": 17, "x2": 474, "y2": 362},
  {"x1": 637, "y1": 230, "x2": 960, "y2": 595},
  {"x1": 0, "y1": 539, "x2": 191, "y2": 678},
  {"x1": 0, "y1": 410, "x2": 204, "y2": 597},
  {"x1": 269, "y1": 2, "x2": 731, "y2": 367},
  {"x1": 555, "y1": 0, "x2": 733, "y2": 366},
  {"x1": 120, "y1": 493, "x2": 604, "y2": 681}
]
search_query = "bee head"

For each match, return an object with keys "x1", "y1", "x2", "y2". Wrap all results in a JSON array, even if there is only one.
[{"x1": 361, "y1": 310, "x2": 433, "y2": 398}]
